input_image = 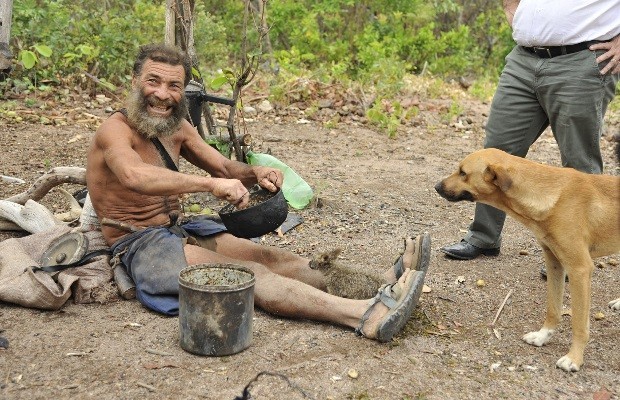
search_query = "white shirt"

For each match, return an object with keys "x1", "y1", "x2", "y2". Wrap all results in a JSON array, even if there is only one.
[{"x1": 512, "y1": 0, "x2": 620, "y2": 46}]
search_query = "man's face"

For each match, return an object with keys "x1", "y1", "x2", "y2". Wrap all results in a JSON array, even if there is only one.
[{"x1": 126, "y1": 59, "x2": 188, "y2": 138}]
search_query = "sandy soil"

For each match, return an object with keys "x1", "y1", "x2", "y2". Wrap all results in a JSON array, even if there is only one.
[{"x1": 0, "y1": 96, "x2": 619, "y2": 400}]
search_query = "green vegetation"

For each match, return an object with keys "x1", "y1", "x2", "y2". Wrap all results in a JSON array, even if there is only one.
[
  {"x1": 3, "y1": 0, "x2": 617, "y2": 133},
  {"x1": 5, "y1": 1, "x2": 514, "y2": 88}
]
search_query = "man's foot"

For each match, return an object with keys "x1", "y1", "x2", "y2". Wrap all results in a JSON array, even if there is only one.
[
  {"x1": 441, "y1": 240, "x2": 499, "y2": 260},
  {"x1": 356, "y1": 268, "x2": 426, "y2": 342},
  {"x1": 387, "y1": 233, "x2": 431, "y2": 282}
]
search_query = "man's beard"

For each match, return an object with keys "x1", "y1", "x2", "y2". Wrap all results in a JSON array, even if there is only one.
[{"x1": 125, "y1": 86, "x2": 188, "y2": 139}]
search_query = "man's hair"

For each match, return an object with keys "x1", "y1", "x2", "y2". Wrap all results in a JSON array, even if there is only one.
[{"x1": 132, "y1": 43, "x2": 192, "y2": 86}]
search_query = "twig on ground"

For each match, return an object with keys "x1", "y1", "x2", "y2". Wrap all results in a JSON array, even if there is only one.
[
  {"x1": 137, "y1": 382, "x2": 156, "y2": 392},
  {"x1": 145, "y1": 348, "x2": 173, "y2": 356},
  {"x1": 490, "y1": 289, "x2": 513, "y2": 327}
]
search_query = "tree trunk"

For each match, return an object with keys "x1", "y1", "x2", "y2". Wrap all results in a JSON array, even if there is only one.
[
  {"x1": 249, "y1": 0, "x2": 276, "y2": 72},
  {"x1": 164, "y1": 0, "x2": 175, "y2": 45},
  {"x1": 0, "y1": 0, "x2": 12, "y2": 44},
  {"x1": 0, "y1": 0, "x2": 13, "y2": 75}
]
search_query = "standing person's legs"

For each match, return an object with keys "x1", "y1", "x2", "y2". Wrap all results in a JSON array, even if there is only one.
[
  {"x1": 540, "y1": 49, "x2": 619, "y2": 174},
  {"x1": 442, "y1": 46, "x2": 549, "y2": 258}
]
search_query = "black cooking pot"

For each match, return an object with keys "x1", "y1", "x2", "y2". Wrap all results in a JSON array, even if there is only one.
[{"x1": 218, "y1": 186, "x2": 288, "y2": 238}]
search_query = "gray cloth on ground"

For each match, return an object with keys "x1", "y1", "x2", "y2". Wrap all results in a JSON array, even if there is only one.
[{"x1": 0, "y1": 225, "x2": 113, "y2": 310}]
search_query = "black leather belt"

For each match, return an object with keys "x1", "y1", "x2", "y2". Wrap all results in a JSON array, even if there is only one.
[{"x1": 522, "y1": 40, "x2": 604, "y2": 58}]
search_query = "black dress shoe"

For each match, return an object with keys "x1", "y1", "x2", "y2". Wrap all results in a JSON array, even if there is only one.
[{"x1": 441, "y1": 240, "x2": 500, "y2": 260}]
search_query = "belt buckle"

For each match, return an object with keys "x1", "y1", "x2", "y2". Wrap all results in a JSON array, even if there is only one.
[{"x1": 533, "y1": 46, "x2": 552, "y2": 58}]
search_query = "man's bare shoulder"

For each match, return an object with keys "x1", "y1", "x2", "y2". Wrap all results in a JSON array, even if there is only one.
[
  {"x1": 96, "y1": 112, "x2": 132, "y2": 135},
  {"x1": 177, "y1": 118, "x2": 201, "y2": 139},
  {"x1": 92, "y1": 111, "x2": 138, "y2": 149}
]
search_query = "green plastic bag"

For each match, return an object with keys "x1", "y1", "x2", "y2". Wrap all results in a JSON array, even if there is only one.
[{"x1": 246, "y1": 151, "x2": 314, "y2": 209}]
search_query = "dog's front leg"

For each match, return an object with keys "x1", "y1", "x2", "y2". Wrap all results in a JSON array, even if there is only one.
[
  {"x1": 555, "y1": 257, "x2": 593, "y2": 372},
  {"x1": 523, "y1": 248, "x2": 564, "y2": 347}
]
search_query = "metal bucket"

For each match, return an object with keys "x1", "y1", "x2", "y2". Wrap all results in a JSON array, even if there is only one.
[{"x1": 178, "y1": 263, "x2": 255, "y2": 356}]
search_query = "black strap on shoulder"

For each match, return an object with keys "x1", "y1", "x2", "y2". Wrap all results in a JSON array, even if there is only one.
[{"x1": 150, "y1": 137, "x2": 179, "y2": 172}]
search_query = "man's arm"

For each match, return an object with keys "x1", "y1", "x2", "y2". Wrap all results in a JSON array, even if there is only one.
[
  {"x1": 95, "y1": 119, "x2": 250, "y2": 204},
  {"x1": 503, "y1": 0, "x2": 519, "y2": 26},
  {"x1": 180, "y1": 125, "x2": 283, "y2": 194}
]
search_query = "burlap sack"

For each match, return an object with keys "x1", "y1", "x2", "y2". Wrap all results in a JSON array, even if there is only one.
[{"x1": 0, "y1": 225, "x2": 115, "y2": 310}]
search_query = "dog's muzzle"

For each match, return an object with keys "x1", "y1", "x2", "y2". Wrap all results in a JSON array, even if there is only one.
[{"x1": 434, "y1": 181, "x2": 474, "y2": 202}]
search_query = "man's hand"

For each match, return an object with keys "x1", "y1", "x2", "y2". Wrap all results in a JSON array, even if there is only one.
[
  {"x1": 591, "y1": 35, "x2": 620, "y2": 75},
  {"x1": 210, "y1": 178, "x2": 252, "y2": 209},
  {"x1": 255, "y1": 166, "x2": 284, "y2": 193}
]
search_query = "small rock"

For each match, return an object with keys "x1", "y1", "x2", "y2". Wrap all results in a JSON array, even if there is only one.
[
  {"x1": 257, "y1": 100, "x2": 273, "y2": 113},
  {"x1": 318, "y1": 99, "x2": 333, "y2": 109},
  {"x1": 242, "y1": 106, "x2": 257, "y2": 117},
  {"x1": 519, "y1": 250, "x2": 529, "y2": 255},
  {"x1": 0, "y1": 336, "x2": 8, "y2": 349},
  {"x1": 347, "y1": 369, "x2": 359, "y2": 379},
  {"x1": 476, "y1": 279, "x2": 486, "y2": 287},
  {"x1": 594, "y1": 311, "x2": 605, "y2": 320},
  {"x1": 95, "y1": 94, "x2": 111, "y2": 104}
]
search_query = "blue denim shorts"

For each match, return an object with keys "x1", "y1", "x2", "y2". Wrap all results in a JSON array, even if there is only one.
[{"x1": 110, "y1": 216, "x2": 227, "y2": 316}]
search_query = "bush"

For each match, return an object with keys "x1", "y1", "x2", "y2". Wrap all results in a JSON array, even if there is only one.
[{"x1": 5, "y1": 0, "x2": 519, "y2": 101}]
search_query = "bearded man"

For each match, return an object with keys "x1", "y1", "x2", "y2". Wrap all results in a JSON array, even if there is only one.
[{"x1": 86, "y1": 43, "x2": 431, "y2": 342}]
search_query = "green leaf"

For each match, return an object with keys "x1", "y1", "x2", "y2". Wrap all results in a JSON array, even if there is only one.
[
  {"x1": 205, "y1": 137, "x2": 231, "y2": 158},
  {"x1": 34, "y1": 44, "x2": 53, "y2": 58},
  {"x1": 191, "y1": 67, "x2": 201, "y2": 80},
  {"x1": 221, "y1": 68, "x2": 236, "y2": 79},
  {"x1": 77, "y1": 44, "x2": 93, "y2": 55},
  {"x1": 210, "y1": 76, "x2": 229, "y2": 90},
  {"x1": 20, "y1": 50, "x2": 37, "y2": 69},
  {"x1": 97, "y1": 78, "x2": 117, "y2": 91}
]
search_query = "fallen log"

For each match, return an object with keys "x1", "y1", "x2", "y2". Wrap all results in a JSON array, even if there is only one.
[
  {"x1": 5, "y1": 167, "x2": 86, "y2": 205},
  {"x1": 1, "y1": 167, "x2": 86, "y2": 232}
]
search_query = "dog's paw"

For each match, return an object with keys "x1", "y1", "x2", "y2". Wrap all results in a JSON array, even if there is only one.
[
  {"x1": 556, "y1": 355, "x2": 581, "y2": 372},
  {"x1": 608, "y1": 298, "x2": 620, "y2": 311},
  {"x1": 522, "y1": 328, "x2": 554, "y2": 347}
]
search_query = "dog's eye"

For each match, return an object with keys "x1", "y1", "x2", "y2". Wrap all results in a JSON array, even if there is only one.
[{"x1": 459, "y1": 169, "x2": 466, "y2": 177}]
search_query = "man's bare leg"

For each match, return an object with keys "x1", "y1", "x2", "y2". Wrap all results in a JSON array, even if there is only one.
[
  {"x1": 195, "y1": 233, "x2": 426, "y2": 290},
  {"x1": 184, "y1": 238, "x2": 424, "y2": 341},
  {"x1": 193, "y1": 233, "x2": 327, "y2": 290}
]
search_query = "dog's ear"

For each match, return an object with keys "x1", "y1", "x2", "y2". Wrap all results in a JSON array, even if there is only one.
[{"x1": 484, "y1": 164, "x2": 513, "y2": 192}]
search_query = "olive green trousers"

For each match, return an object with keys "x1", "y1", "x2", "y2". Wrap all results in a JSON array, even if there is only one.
[{"x1": 465, "y1": 45, "x2": 619, "y2": 249}]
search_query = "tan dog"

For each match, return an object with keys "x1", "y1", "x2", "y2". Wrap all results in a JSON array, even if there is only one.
[{"x1": 435, "y1": 148, "x2": 620, "y2": 372}]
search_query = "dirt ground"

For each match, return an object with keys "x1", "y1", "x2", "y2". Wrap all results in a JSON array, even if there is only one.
[{"x1": 0, "y1": 95, "x2": 619, "y2": 400}]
